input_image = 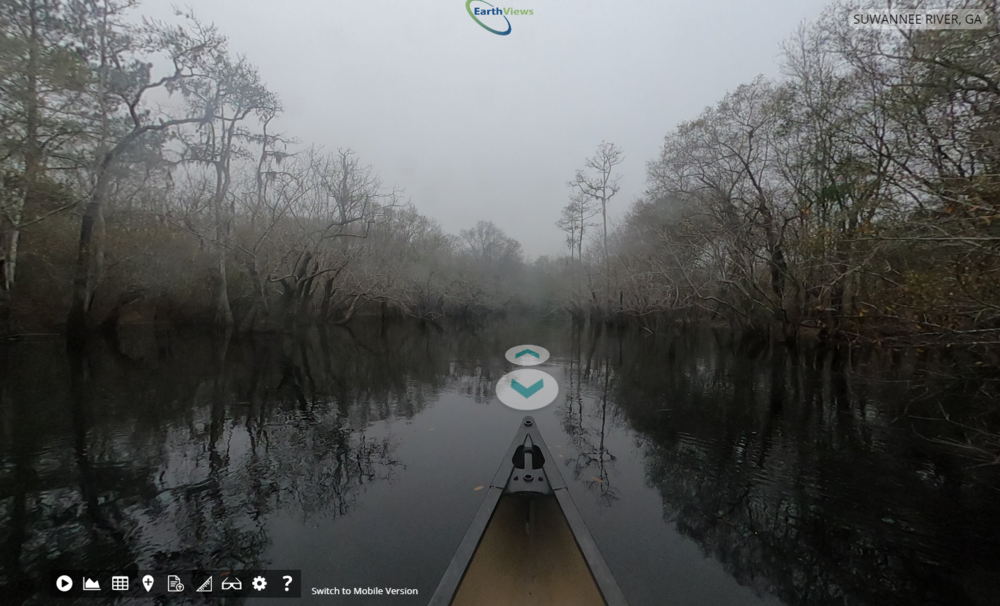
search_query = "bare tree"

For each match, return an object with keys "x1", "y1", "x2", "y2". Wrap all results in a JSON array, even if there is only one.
[
  {"x1": 570, "y1": 141, "x2": 623, "y2": 315},
  {"x1": 459, "y1": 220, "x2": 522, "y2": 264},
  {"x1": 66, "y1": 9, "x2": 225, "y2": 339},
  {"x1": 180, "y1": 46, "x2": 280, "y2": 328},
  {"x1": 232, "y1": 114, "x2": 297, "y2": 331},
  {"x1": 556, "y1": 190, "x2": 600, "y2": 313},
  {"x1": 269, "y1": 148, "x2": 392, "y2": 328},
  {"x1": 0, "y1": 0, "x2": 93, "y2": 334}
]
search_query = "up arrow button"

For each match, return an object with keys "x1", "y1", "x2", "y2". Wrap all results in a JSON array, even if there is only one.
[{"x1": 505, "y1": 344, "x2": 549, "y2": 366}]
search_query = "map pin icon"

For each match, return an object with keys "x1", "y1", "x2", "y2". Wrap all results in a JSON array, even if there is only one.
[{"x1": 142, "y1": 575, "x2": 154, "y2": 592}]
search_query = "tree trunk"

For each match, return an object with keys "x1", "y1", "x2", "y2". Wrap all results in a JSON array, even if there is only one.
[
  {"x1": 213, "y1": 164, "x2": 233, "y2": 328},
  {"x1": 331, "y1": 293, "x2": 362, "y2": 325},
  {"x1": 756, "y1": 196, "x2": 789, "y2": 325},
  {"x1": 602, "y1": 195, "x2": 610, "y2": 316},
  {"x1": 214, "y1": 236, "x2": 233, "y2": 327},
  {"x1": 1, "y1": 3, "x2": 41, "y2": 336},
  {"x1": 0, "y1": 217, "x2": 22, "y2": 336},
  {"x1": 67, "y1": 171, "x2": 109, "y2": 340},
  {"x1": 577, "y1": 220, "x2": 584, "y2": 304}
]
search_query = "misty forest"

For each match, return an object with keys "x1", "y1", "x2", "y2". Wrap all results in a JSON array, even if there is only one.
[{"x1": 0, "y1": 0, "x2": 997, "y2": 348}]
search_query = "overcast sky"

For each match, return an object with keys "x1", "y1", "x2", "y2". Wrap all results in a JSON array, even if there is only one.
[{"x1": 142, "y1": 0, "x2": 832, "y2": 257}]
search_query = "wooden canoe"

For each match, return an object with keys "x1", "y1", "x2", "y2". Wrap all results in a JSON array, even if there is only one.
[{"x1": 429, "y1": 416, "x2": 629, "y2": 606}]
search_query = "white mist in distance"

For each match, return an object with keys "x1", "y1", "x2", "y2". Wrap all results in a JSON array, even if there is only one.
[{"x1": 136, "y1": 0, "x2": 830, "y2": 256}]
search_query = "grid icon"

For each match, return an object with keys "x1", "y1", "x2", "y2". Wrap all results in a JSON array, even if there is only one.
[{"x1": 111, "y1": 576, "x2": 129, "y2": 591}]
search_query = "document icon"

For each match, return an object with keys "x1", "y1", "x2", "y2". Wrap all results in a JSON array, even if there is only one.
[
  {"x1": 83, "y1": 578, "x2": 100, "y2": 590},
  {"x1": 167, "y1": 575, "x2": 184, "y2": 592}
]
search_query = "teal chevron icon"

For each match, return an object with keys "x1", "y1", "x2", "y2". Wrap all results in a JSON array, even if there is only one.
[
  {"x1": 497, "y1": 368, "x2": 557, "y2": 410},
  {"x1": 511, "y1": 379, "x2": 544, "y2": 398},
  {"x1": 505, "y1": 344, "x2": 549, "y2": 366}
]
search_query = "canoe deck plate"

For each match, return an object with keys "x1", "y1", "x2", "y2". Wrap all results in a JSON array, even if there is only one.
[{"x1": 504, "y1": 434, "x2": 553, "y2": 497}]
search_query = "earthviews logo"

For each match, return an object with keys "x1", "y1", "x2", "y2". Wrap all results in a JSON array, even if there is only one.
[{"x1": 466, "y1": 0, "x2": 534, "y2": 36}]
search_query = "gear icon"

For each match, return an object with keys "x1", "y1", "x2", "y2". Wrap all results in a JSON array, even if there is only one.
[{"x1": 252, "y1": 576, "x2": 267, "y2": 591}]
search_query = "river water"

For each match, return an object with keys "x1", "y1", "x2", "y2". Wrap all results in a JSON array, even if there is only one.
[{"x1": 1, "y1": 319, "x2": 998, "y2": 605}]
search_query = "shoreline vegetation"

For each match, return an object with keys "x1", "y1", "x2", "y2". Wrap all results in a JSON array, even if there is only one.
[{"x1": 0, "y1": 0, "x2": 997, "y2": 356}]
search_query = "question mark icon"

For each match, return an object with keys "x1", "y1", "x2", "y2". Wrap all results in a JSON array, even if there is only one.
[{"x1": 283, "y1": 575, "x2": 292, "y2": 592}]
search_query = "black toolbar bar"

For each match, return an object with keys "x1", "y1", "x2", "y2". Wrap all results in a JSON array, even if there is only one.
[{"x1": 51, "y1": 570, "x2": 301, "y2": 598}]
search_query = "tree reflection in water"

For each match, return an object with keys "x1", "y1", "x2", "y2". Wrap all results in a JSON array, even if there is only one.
[
  {"x1": 0, "y1": 321, "x2": 455, "y2": 604},
  {"x1": 560, "y1": 324, "x2": 620, "y2": 506},
  {"x1": 1, "y1": 320, "x2": 998, "y2": 606},
  {"x1": 600, "y1": 326, "x2": 1000, "y2": 606}
]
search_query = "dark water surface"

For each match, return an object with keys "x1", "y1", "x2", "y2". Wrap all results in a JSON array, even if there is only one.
[{"x1": 2, "y1": 319, "x2": 999, "y2": 605}]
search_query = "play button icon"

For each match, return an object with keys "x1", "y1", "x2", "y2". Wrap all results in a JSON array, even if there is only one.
[{"x1": 56, "y1": 575, "x2": 73, "y2": 592}]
